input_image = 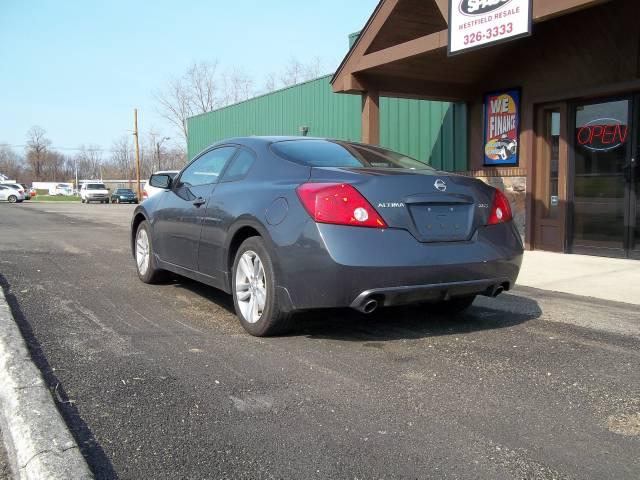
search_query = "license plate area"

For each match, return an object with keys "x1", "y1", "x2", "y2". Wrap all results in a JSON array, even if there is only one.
[{"x1": 409, "y1": 203, "x2": 474, "y2": 242}]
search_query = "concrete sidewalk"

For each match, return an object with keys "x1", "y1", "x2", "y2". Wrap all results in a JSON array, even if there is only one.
[{"x1": 517, "y1": 251, "x2": 639, "y2": 305}]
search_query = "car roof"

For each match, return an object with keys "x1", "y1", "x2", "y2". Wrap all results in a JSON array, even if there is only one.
[{"x1": 201, "y1": 136, "x2": 365, "y2": 153}]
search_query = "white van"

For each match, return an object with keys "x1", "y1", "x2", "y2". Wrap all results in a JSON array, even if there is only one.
[{"x1": 80, "y1": 182, "x2": 110, "y2": 204}]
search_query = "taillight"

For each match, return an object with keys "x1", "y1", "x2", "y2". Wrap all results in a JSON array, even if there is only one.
[
  {"x1": 296, "y1": 183, "x2": 387, "y2": 228},
  {"x1": 487, "y1": 189, "x2": 513, "y2": 225},
  {"x1": 143, "y1": 190, "x2": 148, "y2": 199}
]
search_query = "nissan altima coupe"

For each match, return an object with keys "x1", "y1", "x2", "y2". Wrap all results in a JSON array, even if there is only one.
[{"x1": 131, "y1": 137, "x2": 523, "y2": 336}]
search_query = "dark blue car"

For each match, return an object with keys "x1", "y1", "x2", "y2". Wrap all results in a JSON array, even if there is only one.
[
  {"x1": 131, "y1": 137, "x2": 523, "y2": 336},
  {"x1": 111, "y1": 188, "x2": 138, "y2": 204}
]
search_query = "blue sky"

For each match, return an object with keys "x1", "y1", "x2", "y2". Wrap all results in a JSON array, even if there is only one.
[{"x1": 0, "y1": 0, "x2": 377, "y2": 153}]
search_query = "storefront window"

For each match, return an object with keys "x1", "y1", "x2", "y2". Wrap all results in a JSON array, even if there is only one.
[{"x1": 572, "y1": 100, "x2": 629, "y2": 250}]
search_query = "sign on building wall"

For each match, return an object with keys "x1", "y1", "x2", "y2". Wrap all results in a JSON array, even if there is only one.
[
  {"x1": 448, "y1": 0, "x2": 532, "y2": 56},
  {"x1": 483, "y1": 89, "x2": 520, "y2": 166}
]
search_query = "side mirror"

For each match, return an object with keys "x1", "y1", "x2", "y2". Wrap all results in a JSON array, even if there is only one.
[{"x1": 149, "y1": 174, "x2": 172, "y2": 189}]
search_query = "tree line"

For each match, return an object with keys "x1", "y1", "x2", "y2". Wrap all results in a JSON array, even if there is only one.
[
  {"x1": 0, "y1": 127, "x2": 185, "y2": 184},
  {"x1": 0, "y1": 57, "x2": 324, "y2": 185}
]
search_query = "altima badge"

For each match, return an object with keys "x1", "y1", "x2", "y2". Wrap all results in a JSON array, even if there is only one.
[{"x1": 434, "y1": 179, "x2": 447, "y2": 192}]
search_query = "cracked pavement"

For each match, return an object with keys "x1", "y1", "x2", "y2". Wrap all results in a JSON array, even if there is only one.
[{"x1": 0, "y1": 202, "x2": 639, "y2": 479}]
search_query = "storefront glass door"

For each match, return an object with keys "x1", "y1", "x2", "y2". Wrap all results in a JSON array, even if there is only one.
[{"x1": 571, "y1": 97, "x2": 638, "y2": 258}]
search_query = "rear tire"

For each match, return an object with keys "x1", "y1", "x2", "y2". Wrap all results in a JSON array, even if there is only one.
[
  {"x1": 8, "y1": 195, "x2": 17, "y2": 203},
  {"x1": 429, "y1": 295, "x2": 476, "y2": 315},
  {"x1": 232, "y1": 237, "x2": 292, "y2": 336},
  {"x1": 135, "y1": 220, "x2": 166, "y2": 283}
]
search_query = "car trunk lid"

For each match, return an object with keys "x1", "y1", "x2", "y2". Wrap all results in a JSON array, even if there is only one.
[{"x1": 309, "y1": 167, "x2": 494, "y2": 243}]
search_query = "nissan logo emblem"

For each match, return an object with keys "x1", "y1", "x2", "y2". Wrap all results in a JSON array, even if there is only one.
[{"x1": 434, "y1": 179, "x2": 447, "y2": 192}]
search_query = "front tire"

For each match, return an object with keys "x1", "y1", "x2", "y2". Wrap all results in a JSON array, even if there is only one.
[
  {"x1": 232, "y1": 237, "x2": 291, "y2": 336},
  {"x1": 135, "y1": 220, "x2": 166, "y2": 283}
]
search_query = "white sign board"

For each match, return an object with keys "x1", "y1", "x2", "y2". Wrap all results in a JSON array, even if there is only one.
[{"x1": 448, "y1": 0, "x2": 532, "y2": 56}]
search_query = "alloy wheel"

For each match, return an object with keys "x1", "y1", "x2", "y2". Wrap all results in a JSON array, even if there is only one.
[
  {"x1": 235, "y1": 250, "x2": 267, "y2": 324},
  {"x1": 136, "y1": 228, "x2": 150, "y2": 276}
]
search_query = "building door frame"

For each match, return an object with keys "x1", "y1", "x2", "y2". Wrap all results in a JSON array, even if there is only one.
[
  {"x1": 532, "y1": 102, "x2": 569, "y2": 252},
  {"x1": 568, "y1": 95, "x2": 639, "y2": 258}
]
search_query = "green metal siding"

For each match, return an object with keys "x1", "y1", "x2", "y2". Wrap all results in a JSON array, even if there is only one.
[
  {"x1": 379, "y1": 98, "x2": 467, "y2": 172},
  {"x1": 187, "y1": 75, "x2": 468, "y2": 172}
]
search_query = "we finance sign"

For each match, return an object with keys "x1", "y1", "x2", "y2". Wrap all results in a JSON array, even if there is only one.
[
  {"x1": 448, "y1": 0, "x2": 532, "y2": 55},
  {"x1": 483, "y1": 89, "x2": 520, "y2": 166}
]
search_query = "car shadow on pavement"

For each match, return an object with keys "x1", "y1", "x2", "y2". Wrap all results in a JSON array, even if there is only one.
[
  {"x1": 168, "y1": 277, "x2": 236, "y2": 313},
  {"x1": 292, "y1": 293, "x2": 542, "y2": 342},
  {"x1": 0, "y1": 275, "x2": 119, "y2": 480}
]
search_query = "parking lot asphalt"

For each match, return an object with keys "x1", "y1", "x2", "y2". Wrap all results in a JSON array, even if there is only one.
[{"x1": 0, "y1": 202, "x2": 639, "y2": 479}]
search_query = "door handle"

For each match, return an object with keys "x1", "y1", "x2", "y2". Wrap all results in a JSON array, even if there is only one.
[{"x1": 192, "y1": 197, "x2": 206, "y2": 207}]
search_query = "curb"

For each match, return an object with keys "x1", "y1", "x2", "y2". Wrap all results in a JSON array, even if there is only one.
[{"x1": 0, "y1": 288, "x2": 93, "y2": 479}]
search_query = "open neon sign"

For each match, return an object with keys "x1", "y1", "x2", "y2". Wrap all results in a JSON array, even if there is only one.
[{"x1": 576, "y1": 118, "x2": 628, "y2": 151}]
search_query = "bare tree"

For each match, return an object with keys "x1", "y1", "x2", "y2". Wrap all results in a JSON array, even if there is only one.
[
  {"x1": 267, "y1": 57, "x2": 324, "y2": 92},
  {"x1": 280, "y1": 57, "x2": 305, "y2": 87},
  {"x1": 25, "y1": 126, "x2": 52, "y2": 180},
  {"x1": 302, "y1": 56, "x2": 323, "y2": 81},
  {"x1": 263, "y1": 72, "x2": 279, "y2": 93},
  {"x1": 156, "y1": 57, "x2": 325, "y2": 143},
  {"x1": 156, "y1": 61, "x2": 223, "y2": 144},
  {"x1": 0, "y1": 145, "x2": 25, "y2": 181},
  {"x1": 155, "y1": 78, "x2": 193, "y2": 143},
  {"x1": 186, "y1": 61, "x2": 220, "y2": 113},
  {"x1": 75, "y1": 145, "x2": 103, "y2": 180},
  {"x1": 40, "y1": 151, "x2": 67, "y2": 181},
  {"x1": 222, "y1": 67, "x2": 253, "y2": 106},
  {"x1": 109, "y1": 136, "x2": 135, "y2": 179}
]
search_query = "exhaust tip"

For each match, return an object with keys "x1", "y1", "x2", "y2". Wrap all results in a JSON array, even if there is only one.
[
  {"x1": 492, "y1": 286, "x2": 504, "y2": 297},
  {"x1": 362, "y1": 299, "x2": 378, "y2": 314}
]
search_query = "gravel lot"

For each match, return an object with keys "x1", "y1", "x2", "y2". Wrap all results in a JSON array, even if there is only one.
[{"x1": 0, "y1": 202, "x2": 639, "y2": 479}]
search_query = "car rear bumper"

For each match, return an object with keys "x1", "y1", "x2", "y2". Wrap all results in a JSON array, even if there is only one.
[
  {"x1": 350, "y1": 278, "x2": 509, "y2": 312},
  {"x1": 274, "y1": 221, "x2": 523, "y2": 311}
]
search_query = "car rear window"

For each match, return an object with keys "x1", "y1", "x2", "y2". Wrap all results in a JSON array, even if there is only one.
[
  {"x1": 87, "y1": 184, "x2": 106, "y2": 189},
  {"x1": 271, "y1": 140, "x2": 433, "y2": 170}
]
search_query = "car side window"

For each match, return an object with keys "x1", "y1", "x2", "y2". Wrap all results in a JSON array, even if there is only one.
[
  {"x1": 221, "y1": 149, "x2": 256, "y2": 182},
  {"x1": 179, "y1": 147, "x2": 237, "y2": 187}
]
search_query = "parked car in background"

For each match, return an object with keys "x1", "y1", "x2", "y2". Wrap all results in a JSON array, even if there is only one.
[
  {"x1": 131, "y1": 137, "x2": 523, "y2": 337},
  {"x1": 143, "y1": 170, "x2": 179, "y2": 200},
  {"x1": 0, "y1": 183, "x2": 26, "y2": 200},
  {"x1": 17, "y1": 184, "x2": 31, "y2": 200},
  {"x1": 80, "y1": 182, "x2": 110, "y2": 203},
  {"x1": 49, "y1": 183, "x2": 74, "y2": 196},
  {"x1": 29, "y1": 187, "x2": 38, "y2": 198},
  {"x1": 0, "y1": 185, "x2": 24, "y2": 203},
  {"x1": 111, "y1": 188, "x2": 138, "y2": 204}
]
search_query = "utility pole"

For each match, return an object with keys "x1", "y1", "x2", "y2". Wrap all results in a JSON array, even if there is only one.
[
  {"x1": 74, "y1": 158, "x2": 78, "y2": 195},
  {"x1": 133, "y1": 109, "x2": 142, "y2": 199}
]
